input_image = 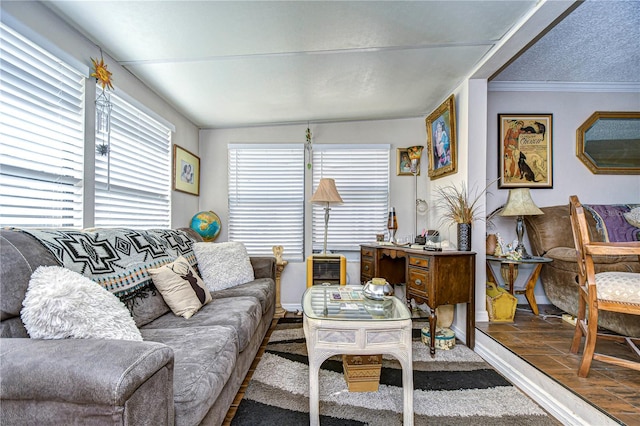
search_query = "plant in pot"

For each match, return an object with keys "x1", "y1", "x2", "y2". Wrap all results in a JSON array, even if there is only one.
[{"x1": 435, "y1": 181, "x2": 489, "y2": 251}]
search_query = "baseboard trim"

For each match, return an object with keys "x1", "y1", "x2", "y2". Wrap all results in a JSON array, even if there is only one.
[{"x1": 474, "y1": 330, "x2": 618, "y2": 426}]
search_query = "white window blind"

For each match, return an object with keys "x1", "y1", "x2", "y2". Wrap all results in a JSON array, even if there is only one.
[
  {"x1": 312, "y1": 145, "x2": 389, "y2": 252},
  {"x1": 0, "y1": 23, "x2": 85, "y2": 228},
  {"x1": 228, "y1": 144, "x2": 304, "y2": 261},
  {"x1": 95, "y1": 90, "x2": 171, "y2": 228}
]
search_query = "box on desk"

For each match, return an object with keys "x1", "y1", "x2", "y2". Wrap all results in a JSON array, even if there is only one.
[{"x1": 342, "y1": 354, "x2": 382, "y2": 392}]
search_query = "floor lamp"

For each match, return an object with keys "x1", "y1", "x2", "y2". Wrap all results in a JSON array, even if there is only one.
[
  {"x1": 408, "y1": 145, "x2": 424, "y2": 240},
  {"x1": 310, "y1": 178, "x2": 343, "y2": 255}
]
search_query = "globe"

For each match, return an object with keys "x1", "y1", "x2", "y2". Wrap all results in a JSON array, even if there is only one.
[{"x1": 190, "y1": 211, "x2": 221, "y2": 242}]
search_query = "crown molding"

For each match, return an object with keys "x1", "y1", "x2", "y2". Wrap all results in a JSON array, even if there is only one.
[{"x1": 488, "y1": 81, "x2": 640, "y2": 93}]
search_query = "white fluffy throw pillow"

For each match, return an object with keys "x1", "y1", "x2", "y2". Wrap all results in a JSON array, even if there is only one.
[
  {"x1": 193, "y1": 242, "x2": 255, "y2": 291},
  {"x1": 21, "y1": 266, "x2": 142, "y2": 341}
]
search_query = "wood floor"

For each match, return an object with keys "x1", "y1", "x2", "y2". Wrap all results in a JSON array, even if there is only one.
[{"x1": 477, "y1": 305, "x2": 640, "y2": 426}]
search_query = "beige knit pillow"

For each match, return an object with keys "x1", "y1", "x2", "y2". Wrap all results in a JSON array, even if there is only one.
[{"x1": 149, "y1": 256, "x2": 212, "y2": 319}]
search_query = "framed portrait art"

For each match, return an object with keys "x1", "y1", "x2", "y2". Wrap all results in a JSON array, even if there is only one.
[
  {"x1": 426, "y1": 95, "x2": 457, "y2": 179},
  {"x1": 173, "y1": 144, "x2": 200, "y2": 196},
  {"x1": 498, "y1": 114, "x2": 553, "y2": 189},
  {"x1": 396, "y1": 147, "x2": 423, "y2": 176}
]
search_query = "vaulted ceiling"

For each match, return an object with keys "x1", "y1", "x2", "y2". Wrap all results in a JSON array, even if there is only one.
[{"x1": 44, "y1": 0, "x2": 639, "y2": 128}]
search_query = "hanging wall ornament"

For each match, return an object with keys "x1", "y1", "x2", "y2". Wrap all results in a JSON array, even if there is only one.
[
  {"x1": 305, "y1": 124, "x2": 312, "y2": 170},
  {"x1": 91, "y1": 52, "x2": 114, "y2": 157}
]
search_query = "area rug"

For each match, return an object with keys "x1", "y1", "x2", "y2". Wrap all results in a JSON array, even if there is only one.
[{"x1": 231, "y1": 319, "x2": 558, "y2": 425}]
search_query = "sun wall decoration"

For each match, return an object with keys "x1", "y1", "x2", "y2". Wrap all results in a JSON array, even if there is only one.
[{"x1": 92, "y1": 53, "x2": 114, "y2": 156}]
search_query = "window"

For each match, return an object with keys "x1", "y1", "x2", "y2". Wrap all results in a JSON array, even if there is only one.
[
  {"x1": 94, "y1": 90, "x2": 172, "y2": 228},
  {"x1": 0, "y1": 23, "x2": 85, "y2": 228},
  {"x1": 312, "y1": 145, "x2": 390, "y2": 252},
  {"x1": 228, "y1": 145, "x2": 304, "y2": 261}
]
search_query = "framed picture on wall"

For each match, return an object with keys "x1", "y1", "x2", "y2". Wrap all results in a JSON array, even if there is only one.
[
  {"x1": 396, "y1": 148, "x2": 421, "y2": 176},
  {"x1": 498, "y1": 114, "x2": 553, "y2": 188},
  {"x1": 173, "y1": 144, "x2": 200, "y2": 196},
  {"x1": 426, "y1": 94, "x2": 457, "y2": 179}
]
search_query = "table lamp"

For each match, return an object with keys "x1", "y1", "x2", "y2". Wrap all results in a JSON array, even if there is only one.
[
  {"x1": 310, "y1": 178, "x2": 343, "y2": 255},
  {"x1": 499, "y1": 188, "x2": 543, "y2": 259}
]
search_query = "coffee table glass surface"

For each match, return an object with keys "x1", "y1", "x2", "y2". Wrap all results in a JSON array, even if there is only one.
[{"x1": 302, "y1": 285, "x2": 410, "y2": 321}]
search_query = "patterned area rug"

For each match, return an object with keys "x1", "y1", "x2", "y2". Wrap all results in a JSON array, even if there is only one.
[{"x1": 231, "y1": 319, "x2": 559, "y2": 425}]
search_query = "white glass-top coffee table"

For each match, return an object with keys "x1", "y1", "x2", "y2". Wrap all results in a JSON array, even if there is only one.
[{"x1": 302, "y1": 285, "x2": 413, "y2": 426}]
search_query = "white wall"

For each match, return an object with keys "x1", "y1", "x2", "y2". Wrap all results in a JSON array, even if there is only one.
[
  {"x1": 486, "y1": 89, "x2": 640, "y2": 304},
  {"x1": 1, "y1": 1, "x2": 200, "y2": 228},
  {"x1": 200, "y1": 118, "x2": 436, "y2": 310}
]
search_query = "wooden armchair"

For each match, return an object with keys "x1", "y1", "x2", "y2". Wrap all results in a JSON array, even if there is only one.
[{"x1": 568, "y1": 195, "x2": 640, "y2": 377}]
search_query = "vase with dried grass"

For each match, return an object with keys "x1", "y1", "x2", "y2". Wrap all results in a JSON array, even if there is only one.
[{"x1": 435, "y1": 181, "x2": 490, "y2": 251}]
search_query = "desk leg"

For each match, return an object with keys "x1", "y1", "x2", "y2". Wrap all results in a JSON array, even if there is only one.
[
  {"x1": 429, "y1": 309, "x2": 437, "y2": 357},
  {"x1": 486, "y1": 262, "x2": 499, "y2": 284},
  {"x1": 523, "y1": 264, "x2": 543, "y2": 315}
]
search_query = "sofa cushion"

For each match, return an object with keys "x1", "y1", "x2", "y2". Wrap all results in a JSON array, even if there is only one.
[
  {"x1": 140, "y1": 325, "x2": 239, "y2": 426},
  {"x1": 193, "y1": 242, "x2": 254, "y2": 291},
  {"x1": 149, "y1": 256, "x2": 212, "y2": 319},
  {"x1": 142, "y1": 296, "x2": 261, "y2": 352},
  {"x1": 210, "y1": 278, "x2": 275, "y2": 314},
  {"x1": 21, "y1": 266, "x2": 142, "y2": 341}
]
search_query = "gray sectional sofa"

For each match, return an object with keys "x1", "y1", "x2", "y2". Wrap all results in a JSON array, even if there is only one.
[{"x1": 0, "y1": 227, "x2": 276, "y2": 425}]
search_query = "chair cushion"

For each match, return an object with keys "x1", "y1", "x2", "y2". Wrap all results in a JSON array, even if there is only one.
[{"x1": 596, "y1": 272, "x2": 640, "y2": 304}]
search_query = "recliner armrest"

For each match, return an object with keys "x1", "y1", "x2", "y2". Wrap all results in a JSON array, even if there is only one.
[{"x1": 1, "y1": 338, "x2": 173, "y2": 407}]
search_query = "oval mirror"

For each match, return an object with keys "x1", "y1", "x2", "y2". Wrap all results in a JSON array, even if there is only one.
[{"x1": 576, "y1": 111, "x2": 640, "y2": 174}]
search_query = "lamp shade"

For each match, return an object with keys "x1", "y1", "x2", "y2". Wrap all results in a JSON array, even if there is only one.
[
  {"x1": 311, "y1": 178, "x2": 343, "y2": 204},
  {"x1": 500, "y1": 188, "x2": 543, "y2": 216}
]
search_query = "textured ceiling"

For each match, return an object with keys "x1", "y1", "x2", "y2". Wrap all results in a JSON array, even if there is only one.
[
  {"x1": 495, "y1": 0, "x2": 640, "y2": 82},
  {"x1": 42, "y1": 0, "x2": 638, "y2": 128}
]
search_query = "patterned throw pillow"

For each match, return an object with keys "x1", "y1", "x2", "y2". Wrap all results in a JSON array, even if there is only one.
[
  {"x1": 193, "y1": 242, "x2": 255, "y2": 292},
  {"x1": 149, "y1": 256, "x2": 212, "y2": 319},
  {"x1": 21, "y1": 266, "x2": 142, "y2": 341},
  {"x1": 624, "y1": 207, "x2": 640, "y2": 229}
]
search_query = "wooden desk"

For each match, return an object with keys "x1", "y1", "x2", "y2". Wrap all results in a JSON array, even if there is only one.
[{"x1": 360, "y1": 244, "x2": 476, "y2": 355}]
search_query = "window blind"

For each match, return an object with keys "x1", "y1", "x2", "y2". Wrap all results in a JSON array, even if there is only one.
[
  {"x1": 312, "y1": 145, "x2": 390, "y2": 252},
  {"x1": 228, "y1": 144, "x2": 304, "y2": 261},
  {"x1": 0, "y1": 23, "x2": 85, "y2": 228},
  {"x1": 94, "y1": 90, "x2": 171, "y2": 228}
]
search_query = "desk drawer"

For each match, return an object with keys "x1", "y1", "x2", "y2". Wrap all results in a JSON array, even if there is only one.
[
  {"x1": 361, "y1": 247, "x2": 375, "y2": 258},
  {"x1": 408, "y1": 267, "x2": 430, "y2": 299},
  {"x1": 361, "y1": 257, "x2": 374, "y2": 283},
  {"x1": 409, "y1": 255, "x2": 430, "y2": 269}
]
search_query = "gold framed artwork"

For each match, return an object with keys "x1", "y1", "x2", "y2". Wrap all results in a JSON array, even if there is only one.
[
  {"x1": 498, "y1": 114, "x2": 553, "y2": 188},
  {"x1": 426, "y1": 95, "x2": 457, "y2": 179},
  {"x1": 396, "y1": 147, "x2": 421, "y2": 176},
  {"x1": 173, "y1": 144, "x2": 200, "y2": 196}
]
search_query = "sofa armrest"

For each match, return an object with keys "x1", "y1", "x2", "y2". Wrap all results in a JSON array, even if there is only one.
[
  {"x1": 250, "y1": 256, "x2": 276, "y2": 280},
  {"x1": 1, "y1": 338, "x2": 174, "y2": 418}
]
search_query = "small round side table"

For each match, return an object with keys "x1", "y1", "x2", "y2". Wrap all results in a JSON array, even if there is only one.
[{"x1": 486, "y1": 255, "x2": 552, "y2": 315}]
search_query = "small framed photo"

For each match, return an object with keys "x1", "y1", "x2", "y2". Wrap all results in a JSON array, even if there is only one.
[
  {"x1": 426, "y1": 95, "x2": 457, "y2": 179},
  {"x1": 396, "y1": 148, "x2": 421, "y2": 176},
  {"x1": 498, "y1": 114, "x2": 553, "y2": 188},
  {"x1": 173, "y1": 144, "x2": 200, "y2": 196}
]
